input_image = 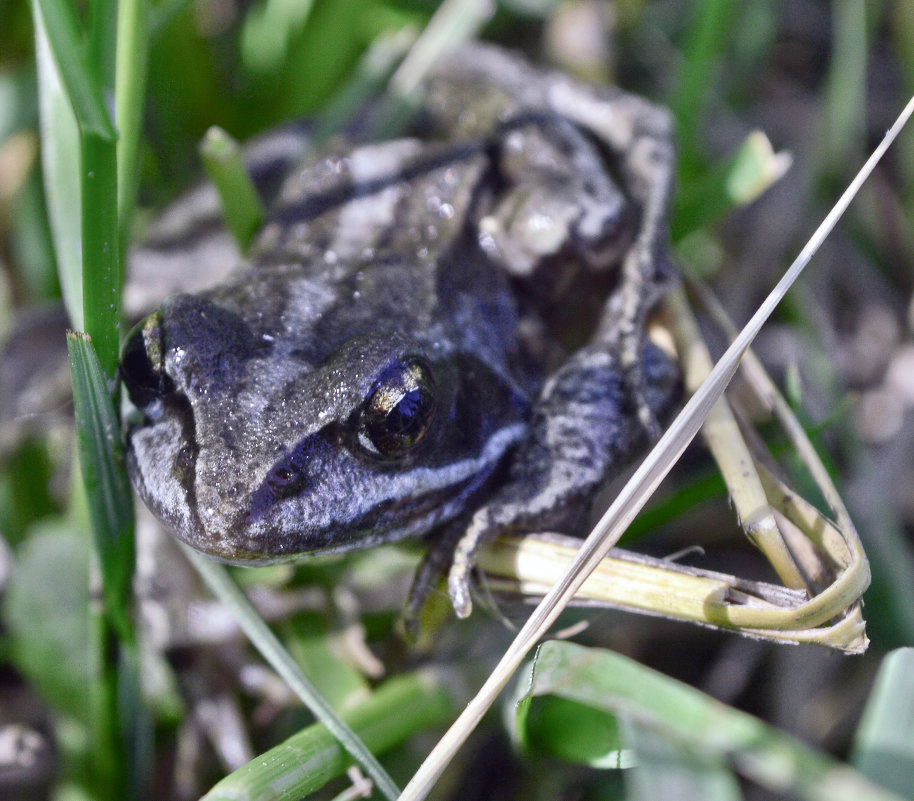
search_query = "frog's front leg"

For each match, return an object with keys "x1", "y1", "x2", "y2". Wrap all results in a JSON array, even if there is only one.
[{"x1": 447, "y1": 340, "x2": 679, "y2": 617}]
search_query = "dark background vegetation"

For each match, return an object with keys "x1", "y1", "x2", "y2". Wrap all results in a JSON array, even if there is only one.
[{"x1": 1, "y1": 1, "x2": 913, "y2": 799}]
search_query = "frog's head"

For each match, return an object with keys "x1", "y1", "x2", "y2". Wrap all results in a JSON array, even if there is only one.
[{"x1": 121, "y1": 294, "x2": 527, "y2": 562}]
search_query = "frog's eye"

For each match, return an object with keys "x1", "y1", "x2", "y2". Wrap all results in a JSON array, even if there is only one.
[
  {"x1": 359, "y1": 359, "x2": 437, "y2": 458},
  {"x1": 121, "y1": 315, "x2": 172, "y2": 407}
]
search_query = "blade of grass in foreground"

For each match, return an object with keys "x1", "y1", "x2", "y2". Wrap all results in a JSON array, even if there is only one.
[
  {"x1": 185, "y1": 549, "x2": 402, "y2": 801},
  {"x1": 79, "y1": 129, "x2": 121, "y2": 377},
  {"x1": 67, "y1": 331, "x2": 140, "y2": 798},
  {"x1": 33, "y1": 0, "x2": 122, "y2": 376},
  {"x1": 32, "y1": 0, "x2": 114, "y2": 137},
  {"x1": 622, "y1": 723, "x2": 741, "y2": 801},
  {"x1": 512, "y1": 641, "x2": 907, "y2": 801},
  {"x1": 67, "y1": 333, "x2": 134, "y2": 641},
  {"x1": 202, "y1": 673, "x2": 452, "y2": 801},
  {"x1": 35, "y1": 0, "x2": 148, "y2": 793},
  {"x1": 32, "y1": 4, "x2": 82, "y2": 325}
]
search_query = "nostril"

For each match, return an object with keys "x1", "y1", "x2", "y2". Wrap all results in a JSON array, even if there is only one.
[
  {"x1": 245, "y1": 460, "x2": 311, "y2": 525},
  {"x1": 265, "y1": 462, "x2": 308, "y2": 498}
]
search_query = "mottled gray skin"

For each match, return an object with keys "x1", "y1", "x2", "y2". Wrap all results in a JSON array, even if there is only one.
[{"x1": 122, "y1": 44, "x2": 679, "y2": 617}]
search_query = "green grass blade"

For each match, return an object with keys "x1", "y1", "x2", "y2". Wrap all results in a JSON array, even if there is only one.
[
  {"x1": 311, "y1": 27, "x2": 417, "y2": 145},
  {"x1": 79, "y1": 129, "x2": 121, "y2": 377},
  {"x1": 283, "y1": 621, "x2": 370, "y2": 711},
  {"x1": 373, "y1": 0, "x2": 493, "y2": 139},
  {"x1": 32, "y1": 7, "x2": 82, "y2": 326},
  {"x1": 851, "y1": 648, "x2": 914, "y2": 797},
  {"x1": 185, "y1": 549, "x2": 402, "y2": 801},
  {"x1": 239, "y1": 0, "x2": 315, "y2": 75},
  {"x1": 86, "y1": 0, "x2": 118, "y2": 90},
  {"x1": 621, "y1": 721, "x2": 742, "y2": 801},
  {"x1": 386, "y1": 0, "x2": 492, "y2": 100},
  {"x1": 202, "y1": 673, "x2": 452, "y2": 801},
  {"x1": 512, "y1": 692, "x2": 632, "y2": 769},
  {"x1": 512, "y1": 641, "x2": 907, "y2": 801},
  {"x1": 32, "y1": 0, "x2": 123, "y2": 376},
  {"x1": 672, "y1": 131, "x2": 792, "y2": 242},
  {"x1": 199, "y1": 126, "x2": 265, "y2": 252},
  {"x1": 66, "y1": 331, "x2": 135, "y2": 641},
  {"x1": 3, "y1": 525, "x2": 92, "y2": 722},
  {"x1": 115, "y1": 0, "x2": 150, "y2": 241},
  {"x1": 83, "y1": 0, "x2": 123, "y2": 379},
  {"x1": 34, "y1": 2, "x2": 145, "y2": 796},
  {"x1": 668, "y1": 0, "x2": 735, "y2": 165},
  {"x1": 32, "y1": 0, "x2": 117, "y2": 138},
  {"x1": 67, "y1": 331, "x2": 140, "y2": 799},
  {"x1": 823, "y1": 0, "x2": 868, "y2": 168}
]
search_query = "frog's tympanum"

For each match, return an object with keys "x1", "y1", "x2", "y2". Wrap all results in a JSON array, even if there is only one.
[{"x1": 121, "y1": 44, "x2": 680, "y2": 618}]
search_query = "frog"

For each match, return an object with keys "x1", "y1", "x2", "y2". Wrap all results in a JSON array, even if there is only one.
[{"x1": 120, "y1": 43, "x2": 681, "y2": 620}]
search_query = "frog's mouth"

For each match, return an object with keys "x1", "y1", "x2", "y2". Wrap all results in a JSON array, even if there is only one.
[
  {"x1": 230, "y1": 475, "x2": 486, "y2": 562},
  {"x1": 187, "y1": 479, "x2": 478, "y2": 565},
  {"x1": 212, "y1": 420, "x2": 527, "y2": 563}
]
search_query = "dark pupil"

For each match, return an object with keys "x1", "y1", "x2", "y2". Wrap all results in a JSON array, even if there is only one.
[
  {"x1": 385, "y1": 388, "x2": 432, "y2": 440},
  {"x1": 364, "y1": 363, "x2": 436, "y2": 456}
]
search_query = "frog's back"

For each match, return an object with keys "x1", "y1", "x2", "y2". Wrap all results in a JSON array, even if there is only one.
[{"x1": 214, "y1": 135, "x2": 526, "y2": 382}]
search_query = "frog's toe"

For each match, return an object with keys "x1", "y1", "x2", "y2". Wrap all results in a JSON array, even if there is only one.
[
  {"x1": 447, "y1": 507, "x2": 503, "y2": 618},
  {"x1": 447, "y1": 563, "x2": 474, "y2": 619},
  {"x1": 631, "y1": 339, "x2": 683, "y2": 438}
]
